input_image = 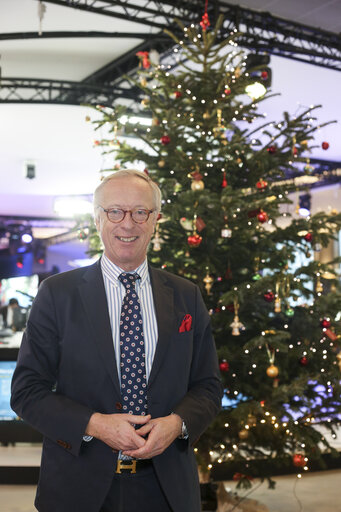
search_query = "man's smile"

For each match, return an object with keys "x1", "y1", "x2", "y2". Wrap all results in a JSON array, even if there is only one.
[{"x1": 116, "y1": 235, "x2": 138, "y2": 242}]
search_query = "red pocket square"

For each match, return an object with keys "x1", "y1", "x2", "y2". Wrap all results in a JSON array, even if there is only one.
[{"x1": 179, "y1": 314, "x2": 192, "y2": 332}]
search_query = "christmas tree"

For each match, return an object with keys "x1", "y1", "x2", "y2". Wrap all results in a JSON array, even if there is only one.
[{"x1": 86, "y1": 13, "x2": 341, "y2": 487}]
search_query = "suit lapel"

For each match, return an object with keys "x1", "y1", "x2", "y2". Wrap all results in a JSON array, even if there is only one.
[
  {"x1": 78, "y1": 260, "x2": 121, "y2": 396},
  {"x1": 148, "y1": 266, "x2": 175, "y2": 388}
]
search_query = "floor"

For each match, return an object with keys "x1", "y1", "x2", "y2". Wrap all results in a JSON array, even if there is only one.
[
  {"x1": 0, "y1": 469, "x2": 340, "y2": 512},
  {"x1": 1, "y1": 438, "x2": 341, "y2": 512}
]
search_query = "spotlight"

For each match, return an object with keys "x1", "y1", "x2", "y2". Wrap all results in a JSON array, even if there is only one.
[
  {"x1": 21, "y1": 232, "x2": 33, "y2": 244},
  {"x1": 299, "y1": 193, "x2": 311, "y2": 217},
  {"x1": 245, "y1": 53, "x2": 272, "y2": 98}
]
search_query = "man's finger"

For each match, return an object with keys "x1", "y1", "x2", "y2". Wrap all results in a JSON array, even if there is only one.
[
  {"x1": 126, "y1": 414, "x2": 151, "y2": 424},
  {"x1": 135, "y1": 423, "x2": 154, "y2": 437}
]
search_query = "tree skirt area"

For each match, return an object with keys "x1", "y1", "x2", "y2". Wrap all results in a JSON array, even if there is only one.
[{"x1": 218, "y1": 469, "x2": 341, "y2": 512}]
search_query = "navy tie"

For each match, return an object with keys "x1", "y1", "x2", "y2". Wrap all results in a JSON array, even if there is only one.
[{"x1": 118, "y1": 273, "x2": 148, "y2": 417}]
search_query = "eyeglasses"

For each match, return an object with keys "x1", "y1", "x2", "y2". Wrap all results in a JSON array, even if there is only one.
[{"x1": 98, "y1": 206, "x2": 156, "y2": 224}]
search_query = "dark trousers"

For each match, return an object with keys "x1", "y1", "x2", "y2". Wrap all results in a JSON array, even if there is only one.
[{"x1": 100, "y1": 464, "x2": 173, "y2": 512}]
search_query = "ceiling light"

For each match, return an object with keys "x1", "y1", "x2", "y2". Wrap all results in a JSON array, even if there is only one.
[
  {"x1": 245, "y1": 82, "x2": 267, "y2": 99},
  {"x1": 54, "y1": 197, "x2": 93, "y2": 217}
]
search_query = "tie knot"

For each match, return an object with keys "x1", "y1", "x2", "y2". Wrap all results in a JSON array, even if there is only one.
[{"x1": 118, "y1": 272, "x2": 140, "y2": 290}]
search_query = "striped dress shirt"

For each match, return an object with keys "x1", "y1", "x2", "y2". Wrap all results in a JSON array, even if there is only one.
[{"x1": 101, "y1": 253, "x2": 158, "y2": 384}]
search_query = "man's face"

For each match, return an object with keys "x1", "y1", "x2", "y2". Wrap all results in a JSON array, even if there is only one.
[{"x1": 95, "y1": 176, "x2": 157, "y2": 271}]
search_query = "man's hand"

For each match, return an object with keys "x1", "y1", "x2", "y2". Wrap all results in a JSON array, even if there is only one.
[
  {"x1": 122, "y1": 414, "x2": 182, "y2": 459},
  {"x1": 85, "y1": 413, "x2": 151, "y2": 451}
]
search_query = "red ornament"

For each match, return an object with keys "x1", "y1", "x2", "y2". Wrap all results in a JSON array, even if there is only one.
[
  {"x1": 93, "y1": 140, "x2": 100, "y2": 146},
  {"x1": 261, "y1": 70, "x2": 268, "y2": 80},
  {"x1": 160, "y1": 135, "x2": 171, "y2": 145},
  {"x1": 233, "y1": 473, "x2": 253, "y2": 482},
  {"x1": 200, "y1": 12, "x2": 210, "y2": 31},
  {"x1": 322, "y1": 141, "x2": 329, "y2": 150},
  {"x1": 219, "y1": 361, "x2": 229, "y2": 372},
  {"x1": 221, "y1": 172, "x2": 228, "y2": 188},
  {"x1": 325, "y1": 328, "x2": 337, "y2": 341},
  {"x1": 187, "y1": 234, "x2": 202, "y2": 247},
  {"x1": 292, "y1": 454, "x2": 305, "y2": 467},
  {"x1": 224, "y1": 87, "x2": 231, "y2": 95},
  {"x1": 136, "y1": 51, "x2": 151, "y2": 69},
  {"x1": 299, "y1": 356, "x2": 308, "y2": 366},
  {"x1": 257, "y1": 210, "x2": 268, "y2": 223},
  {"x1": 264, "y1": 291, "x2": 275, "y2": 302},
  {"x1": 304, "y1": 232, "x2": 313, "y2": 242},
  {"x1": 320, "y1": 318, "x2": 331, "y2": 328},
  {"x1": 293, "y1": 147, "x2": 298, "y2": 156},
  {"x1": 195, "y1": 216, "x2": 206, "y2": 233},
  {"x1": 174, "y1": 91, "x2": 182, "y2": 98},
  {"x1": 256, "y1": 179, "x2": 268, "y2": 190},
  {"x1": 226, "y1": 303, "x2": 235, "y2": 312},
  {"x1": 267, "y1": 145, "x2": 277, "y2": 154}
]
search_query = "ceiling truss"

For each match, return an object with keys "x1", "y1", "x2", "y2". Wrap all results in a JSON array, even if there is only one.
[{"x1": 0, "y1": 0, "x2": 340, "y2": 107}]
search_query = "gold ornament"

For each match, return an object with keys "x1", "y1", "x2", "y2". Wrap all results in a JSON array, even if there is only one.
[
  {"x1": 274, "y1": 281, "x2": 281, "y2": 313},
  {"x1": 203, "y1": 111, "x2": 210, "y2": 119},
  {"x1": 238, "y1": 428, "x2": 249, "y2": 440},
  {"x1": 316, "y1": 275, "x2": 323, "y2": 293},
  {"x1": 151, "y1": 224, "x2": 163, "y2": 252},
  {"x1": 141, "y1": 98, "x2": 149, "y2": 107},
  {"x1": 140, "y1": 77, "x2": 147, "y2": 87},
  {"x1": 203, "y1": 273, "x2": 214, "y2": 295},
  {"x1": 230, "y1": 298, "x2": 244, "y2": 336},
  {"x1": 158, "y1": 160, "x2": 166, "y2": 168},
  {"x1": 266, "y1": 364, "x2": 279, "y2": 378},
  {"x1": 191, "y1": 179, "x2": 205, "y2": 191},
  {"x1": 85, "y1": 115, "x2": 91, "y2": 122}
]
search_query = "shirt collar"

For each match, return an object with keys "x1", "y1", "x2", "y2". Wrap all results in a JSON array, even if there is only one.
[{"x1": 101, "y1": 253, "x2": 149, "y2": 287}]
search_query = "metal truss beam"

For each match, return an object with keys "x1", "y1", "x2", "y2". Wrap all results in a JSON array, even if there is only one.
[
  {"x1": 1, "y1": 1, "x2": 340, "y2": 108},
  {"x1": 0, "y1": 78, "x2": 134, "y2": 106},
  {"x1": 0, "y1": 31, "x2": 166, "y2": 41},
  {"x1": 35, "y1": 0, "x2": 196, "y2": 29},
  {"x1": 37, "y1": 0, "x2": 341, "y2": 70}
]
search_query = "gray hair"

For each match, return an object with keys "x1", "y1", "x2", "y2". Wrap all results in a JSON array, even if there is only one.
[{"x1": 93, "y1": 169, "x2": 162, "y2": 221}]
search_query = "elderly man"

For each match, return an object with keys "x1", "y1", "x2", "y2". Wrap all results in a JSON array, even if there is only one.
[{"x1": 11, "y1": 169, "x2": 222, "y2": 512}]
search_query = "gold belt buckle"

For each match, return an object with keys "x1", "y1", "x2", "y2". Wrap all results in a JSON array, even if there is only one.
[{"x1": 116, "y1": 459, "x2": 137, "y2": 474}]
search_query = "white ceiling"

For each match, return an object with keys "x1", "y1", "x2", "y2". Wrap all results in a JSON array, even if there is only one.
[{"x1": 0, "y1": 0, "x2": 341, "y2": 220}]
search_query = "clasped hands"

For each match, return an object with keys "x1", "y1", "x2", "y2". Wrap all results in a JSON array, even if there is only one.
[{"x1": 86, "y1": 412, "x2": 183, "y2": 459}]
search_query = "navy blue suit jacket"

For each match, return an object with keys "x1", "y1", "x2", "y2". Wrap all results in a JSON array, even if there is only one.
[{"x1": 11, "y1": 260, "x2": 222, "y2": 512}]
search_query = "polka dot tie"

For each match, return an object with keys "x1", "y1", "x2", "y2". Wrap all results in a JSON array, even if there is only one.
[{"x1": 118, "y1": 273, "x2": 148, "y2": 417}]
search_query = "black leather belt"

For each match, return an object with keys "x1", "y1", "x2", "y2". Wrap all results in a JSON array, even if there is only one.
[{"x1": 115, "y1": 459, "x2": 153, "y2": 475}]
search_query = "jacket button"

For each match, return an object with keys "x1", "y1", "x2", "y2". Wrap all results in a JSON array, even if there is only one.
[{"x1": 115, "y1": 402, "x2": 123, "y2": 410}]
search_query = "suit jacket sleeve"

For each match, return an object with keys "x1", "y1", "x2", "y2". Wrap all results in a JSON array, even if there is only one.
[
  {"x1": 172, "y1": 284, "x2": 223, "y2": 443},
  {"x1": 11, "y1": 278, "x2": 94, "y2": 457}
]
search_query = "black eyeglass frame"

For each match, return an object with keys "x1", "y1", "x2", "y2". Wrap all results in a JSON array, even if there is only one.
[{"x1": 97, "y1": 206, "x2": 156, "y2": 224}]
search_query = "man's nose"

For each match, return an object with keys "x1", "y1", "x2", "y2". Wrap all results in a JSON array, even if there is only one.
[{"x1": 120, "y1": 211, "x2": 135, "y2": 228}]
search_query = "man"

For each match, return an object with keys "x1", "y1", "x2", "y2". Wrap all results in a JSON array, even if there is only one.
[
  {"x1": 0, "y1": 298, "x2": 25, "y2": 331},
  {"x1": 11, "y1": 169, "x2": 222, "y2": 512}
]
